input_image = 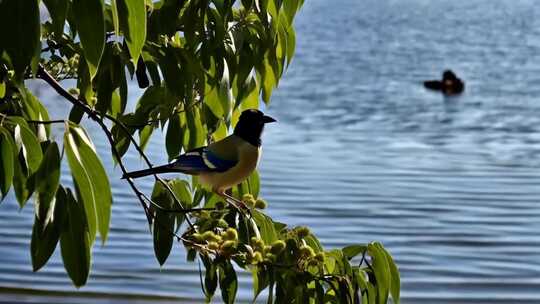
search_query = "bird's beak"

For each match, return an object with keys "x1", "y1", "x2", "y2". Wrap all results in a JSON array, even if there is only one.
[{"x1": 262, "y1": 115, "x2": 277, "y2": 123}]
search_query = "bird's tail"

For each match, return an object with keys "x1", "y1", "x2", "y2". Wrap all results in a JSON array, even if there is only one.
[{"x1": 122, "y1": 164, "x2": 175, "y2": 179}]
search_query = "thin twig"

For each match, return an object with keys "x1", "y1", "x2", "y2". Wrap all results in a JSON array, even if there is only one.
[
  {"x1": 27, "y1": 119, "x2": 66, "y2": 124},
  {"x1": 101, "y1": 112, "x2": 196, "y2": 228}
]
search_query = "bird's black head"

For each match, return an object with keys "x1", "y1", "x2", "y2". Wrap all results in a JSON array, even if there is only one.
[
  {"x1": 443, "y1": 70, "x2": 457, "y2": 81},
  {"x1": 233, "y1": 109, "x2": 276, "y2": 147}
]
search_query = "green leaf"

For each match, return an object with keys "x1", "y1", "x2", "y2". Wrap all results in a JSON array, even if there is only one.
[
  {"x1": 0, "y1": 130, "x2": 15, "y2": 200},
  {"x1": 218, "y1": 261, "x2": 238, "y2": 304},
  {"x1": 35, "y1": 142, "x2": 61, "y2": 212},
  {"x1": 201, "y1": 254, "x2": 217, "y2": 301},
  {"x1": 356, "y1": 269, "x2": 376, "y2": 304},
  {"x1": 0, "y1": 82, "x2": 5, "y2": 98},
  {"x1": 31, "y1": 182, "x2": 66, "y2": 272},
  {"x1": 12, "y1": 151, "x2": 34, "y2": 207},
  {"x1": 252, "y1": 210, "x2": 278, "y2": 243},
  {"x1": 151, "y1": 181, "x2": 175, "y2": 265},
  {"x1": 315, "y1": 280, "x2": 325, "y2": 304},
  {"x1": 259, "y1": 56, "x2": 277, "y2": 104},
  {"x1": 72, "y1": 0, "x2": 106, "y2": 79},
  {"x1": 109, "y1": 0, "x2": 120, "y2": 36},
  {"x1": 325, "y1": 249, "x2": 346, "y2": 275},
  {"x1": 246, "y1": 170, "x2": 260, "y2": 198},
  {"x1": 165, "y1": 112, "x2": 183, "y2": 160},
  {"x1": 380, "y1": 244, "x2": 400, "y2": 304},
  {"x1": 43, "y1": 0, "x2": 69, "y2": 39},
  {"x1": 252, "y1": 265, "x2": 269, "y2": 302},
  {"x1": 135, "y1": 58, "x2": 150, "y2": 88},
  {"x1": 218, "y1": 60, "x2": 233, "y2": 120},
  {"x1": 285, "y1": 25, "x2": 296, "y2": 67},
  {"x1": 117, "y1": 0, "x2": 147, "y2": 63},
  {"x1": 95, "y1": 44, "x2": 117, "y2": 115},
  {"x1": 153, "y1": 210, "x2": 175, "y2": 265},
  {"x1": 204, "y1": 85, "x2": 224, "y2": 118},
  {"x1": 110, "y1": 90, "x2": 122, "y2": 118},
  {"x1": 60, "y1": 188, "x2": 91, "y2": 288},
  {"x1": 74, "y1": 128, "x2": 112, "y2": 243},
  {"x1": 138, "y1": 125, "x2": 154, "y2": 151},
  {"x1": 236, "y1": 74, "x2": 259, "y2": 110},
  {"x1": 65, "y1": 126, "x2": 112, "y2": 244},
  {"x1": 368, "y1": 242, "x2": 390, "y2": 304},
  {"x1": 12, "y1": 121, "x2": 43, "y2": 174},
  {"x1": 69, "y1": 106, "x2": 85, "y2": 124},
  {"x1": 158, "y1": 48, "x2": 184, "y2": 98},
  {"x1": 0, "y1": 0, "x2": 40, "y2": 77},
  {"x1": 304, "y1": 233, "x2": 323, "y2": 253},
  {"x1": 168, "y1": 179, "x2": 191, "y2": 231},
  {"x1": 64, "y1": 130, "x2": 96, "y2": 242},
  {"x1": 342, "y1": 244, "x2": 367, "y2": 260},
  {"x1": 76, "y1": 56, "x2": 94, "y2": 104},
  {"x1": 185, "y1": 107, "x2": 205, "y2": 150},
  {"x1": 111, "y1": 121, "x2": 133, "y2": 160},
  {"x1": 281, "y1": 0, "x2": 299, "y2": 26},
  {"x1": 168, "y1": 179, "x2": 192, "y2": 208}
]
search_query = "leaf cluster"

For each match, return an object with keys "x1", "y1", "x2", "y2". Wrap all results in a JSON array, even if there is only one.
[{"x1": 0, "y1": 0, "x2": 401, "y2": 303}]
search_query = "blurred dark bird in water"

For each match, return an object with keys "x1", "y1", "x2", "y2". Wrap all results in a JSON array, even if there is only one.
[{"x1": 424, "y1": 70, "x2": 465, "y2": 95}]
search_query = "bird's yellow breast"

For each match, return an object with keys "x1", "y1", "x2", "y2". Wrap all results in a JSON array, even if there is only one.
[{"x1": 201, "y1": 138, "x2": 260, "y2": 193}]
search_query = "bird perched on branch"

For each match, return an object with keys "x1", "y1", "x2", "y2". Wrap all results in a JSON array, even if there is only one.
[{"x1": 123, "y1": 109, "x2": 276, "y2": 204}]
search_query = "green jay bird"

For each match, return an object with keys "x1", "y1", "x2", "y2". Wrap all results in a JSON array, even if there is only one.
[{"x1": 123, "y1": 109, "x2": 276, "y2": 203}]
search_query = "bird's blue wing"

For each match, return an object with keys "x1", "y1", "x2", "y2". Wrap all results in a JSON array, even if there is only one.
[{"x1": 171, "y1": 147, "x2": 236, "y2": 174}]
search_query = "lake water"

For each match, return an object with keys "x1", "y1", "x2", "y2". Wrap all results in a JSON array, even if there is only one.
[{"x1": 3, "y1": 0, "x2": 540, "y2": 303}]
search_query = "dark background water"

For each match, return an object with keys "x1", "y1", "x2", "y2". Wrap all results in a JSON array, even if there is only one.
[{"x1": 3, "y1": 0, "x2": 540, "y2": 303}]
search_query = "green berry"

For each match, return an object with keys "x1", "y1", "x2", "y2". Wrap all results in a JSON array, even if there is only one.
[
  {"x1": 208, "y1": 242, "x2": 219, "y2": 251},
  {"x1": 244, "y1": 198, "x2": 256, "y2": 208},
  {"x1": 270, "y1": 240, "x2": 286, "y2": 254},
  {"x1": 217, "y1": 219, "x2": 228, "y2": 228},
  {"x1": 296, "y1": 226, "x2": 310, "y2": 238},
  {"x1": 223, "y1": 228, "x2": 238, "y2": 241},
  {"x1": 251, "y1": 238, "x2": 265, "y2": 251},
  {"x1": 242, "y1": 194, "x2": 254, "y2": 201},
  {"x1": 253, "y1": 252, "x2": 263, "y2": 264},
  {"x1": 299, "y1": 245, "x2": 315, "y2": 257},
  {"x1": 221, "y1": 240, "x2": 237, "y2": 251},
  {"x1": 191, "y1": 233, "x2": 203, "y2": 242},
  {"x1": 315, "y1": 252, "x2": 326, "y2": 263},
  {"x1": 265, "y1": 253, "x2": 275, "y2": 261},
  {"x1": 308, "y1": 258, "x2": 319, "y2": 267},
  {"x1": 202, "y1": 231, "x2": 221, "y2": 242},
  {"x1": 254, "y1": 199, "x2": 267, "y2": 209}
]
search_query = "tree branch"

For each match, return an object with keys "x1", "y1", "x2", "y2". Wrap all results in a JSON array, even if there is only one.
[
  {"x1": 100, "y1": 114, "x2": 198, "y2": 228},
  {"x1": 36, "y1": 65, "x2": 205, "y2": 233},
  {"x1": 35, "y1": 65, "x2": 167, "y2": 226},
  {"x1": 27, "y1": 119, "x2": 66, "y2": 124}
]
